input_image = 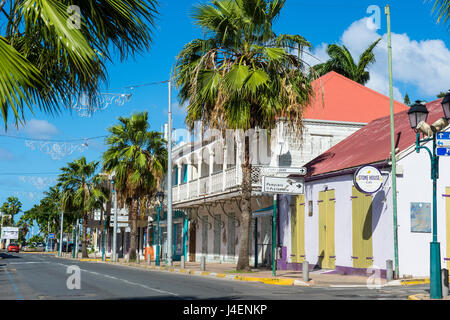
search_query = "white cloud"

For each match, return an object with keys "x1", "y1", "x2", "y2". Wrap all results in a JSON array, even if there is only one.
[
  {"x1": 308, "y1": 17, "x2": 450, "y2": 101},
  {"x1": 21, "y1": 119, "x2": 59, "y2": 139}
]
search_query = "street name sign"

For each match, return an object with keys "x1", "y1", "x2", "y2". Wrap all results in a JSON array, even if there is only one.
[
  {"x1": 261, "y1": 166, "x2": 307, "y2": 176},
  {"x1": 262, "y1": 176, "x2": 304, "y2": 194},
  {"x1": 437, "y1": 132, "x2": 450, "y2": 147},
  {"x1": 110, "y1": 215, "x2": 129, "y2": 222},
  {"x1": 437, "y1": 147, "x2": 450, "y2": 156},
  {"x1": 48, "y1": 233, "x2": 54, "y2": 239},
  {"x1": 110, "y1": 222, "x2": 129, "y2": 228}
]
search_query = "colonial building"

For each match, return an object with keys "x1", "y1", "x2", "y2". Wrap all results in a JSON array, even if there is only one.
[
  {"x1": 278, "y1": 98, "x2": 449, "y2": 278},
  {"x1": 170, "y1": 71, "x2": 408, "y2": 266}
]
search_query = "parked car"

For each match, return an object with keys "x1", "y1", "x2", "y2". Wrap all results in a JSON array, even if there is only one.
[{"x1": 7, "y1": 243, "x2": 19, "y2": 253}]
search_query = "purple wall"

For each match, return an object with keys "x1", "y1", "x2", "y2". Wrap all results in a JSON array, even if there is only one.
[{"x1": 276, "y1": 245, "x2": 388, "y2": 278}]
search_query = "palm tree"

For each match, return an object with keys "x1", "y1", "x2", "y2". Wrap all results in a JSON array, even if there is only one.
[
  {"x1": 175, "y1": 0, "x2": 315, "y2": 271},
  {"x1": 0, "y1": 0, "x2": 158, "y2": 128},
  {"x1": 102, "y1": 111, "x2": 167, "y2": 261},
  {"x1": 312, "y1": 38, "x2": 381, "y2": 85},
  {"x1": 1, "y1": 196, "x2": 22, "y2": 226},
  {"x1": 431, "y1": 0, "x2": 449, "y2": 25},
  {"x1": 58, "y1": 157, "x2": 107, "y2": 258}
]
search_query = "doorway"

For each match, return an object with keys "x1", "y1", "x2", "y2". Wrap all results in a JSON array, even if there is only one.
[{"x1": 318, "y1": 190, "x2": 335, "y2": 269}]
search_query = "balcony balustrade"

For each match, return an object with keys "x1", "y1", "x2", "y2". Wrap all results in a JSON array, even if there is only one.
[{"x1": 172, "y1": 165, "x2": 262, "y2": 204}]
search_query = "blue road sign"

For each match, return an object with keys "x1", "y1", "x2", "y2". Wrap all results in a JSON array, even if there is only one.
[
  {"x1": 437, "y1": 147, "x2": 450, "y2": 156},
  {"x1": 437, "y1": 132, "x2": 450, "y2": 140},
  {"x1": 48, "y1": 233, "x2": 54, "y2": 239},
  {"x1": 437, "y1": 132, "x2": 450, "y2": 147}
]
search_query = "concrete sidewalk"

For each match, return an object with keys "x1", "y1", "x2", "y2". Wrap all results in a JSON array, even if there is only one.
[{"x1": 56, "y1": 252, "x2": 410, "y2": 288}]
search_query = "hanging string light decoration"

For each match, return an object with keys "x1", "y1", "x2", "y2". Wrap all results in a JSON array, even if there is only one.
[
  {"x1": 69, "y1": 92, "x2": 132, "y2": 117},
  {"x1": 25, "y1": 139, "x2": 89, "y2": 160}
]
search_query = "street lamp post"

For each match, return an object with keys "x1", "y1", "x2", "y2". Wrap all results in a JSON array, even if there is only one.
[
  {"x1": 112, "y1": 177, "x2": 118, "y2": 262},
  {"x1": 155, "y1": 191, "x2": 164, "y2": 266},
  {"x1": 408, "y1": 96, "x2": 450, "y2": 299},
  {"x1": 102, "y1": 210, "x2": 107, "y2": 261},
  {"x1": 59, "y1": 210, "x2": 64, "y2": 257}
]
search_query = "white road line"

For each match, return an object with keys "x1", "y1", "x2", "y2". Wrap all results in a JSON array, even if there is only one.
[
  {"x1": 56, "y1": 262, "x2": 178, "y2": 296},
  {"x1": 7, "y1": 262, "x2": 50, "y2": 265}
]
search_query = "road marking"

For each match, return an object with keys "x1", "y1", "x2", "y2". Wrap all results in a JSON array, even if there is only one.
[
  {"x1": 7, "y1": 262, "x2": 50, "y2": 265},
  {"x1": 2, "y1": 267, "x2": 24, "y2": 300},
  {"x1": 55, "y1": 262, "x2": 178, "y2": 297}
]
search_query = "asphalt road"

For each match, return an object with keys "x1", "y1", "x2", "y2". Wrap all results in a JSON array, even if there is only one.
[{"x1": 0, "y1": 252, "x2": 429, "y2": 300}]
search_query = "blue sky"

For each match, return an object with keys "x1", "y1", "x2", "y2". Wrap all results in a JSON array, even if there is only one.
[{"x1": 0, "y1": 0, "x2": 449, "y2": 235}]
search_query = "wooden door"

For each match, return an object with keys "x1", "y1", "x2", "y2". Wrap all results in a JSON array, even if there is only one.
[
  {"x1": 318, "y1": 190, "x2": 335, "y2": 269},
  {"x1": 291, "y1": 194, "x2": 305, "y2": 263},
  {"x1": 351, "y1": 186, "x2": 373, "y2": 268}
]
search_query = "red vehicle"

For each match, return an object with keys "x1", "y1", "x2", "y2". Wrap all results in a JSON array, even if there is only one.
[{"x1": 7, "y1": 243, "x2": 19, "y2": 253}]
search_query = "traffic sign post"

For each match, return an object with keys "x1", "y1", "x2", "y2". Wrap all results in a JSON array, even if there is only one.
[{"x1": 260, "y1": 166, "x2": 306, "y2": 278}]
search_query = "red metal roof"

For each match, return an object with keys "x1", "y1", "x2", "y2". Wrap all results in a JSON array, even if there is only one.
[
  {"x1": 305, "y1": 99, "x2": 446, "y2": 177},
  {"x1": 304, "y1": 71, "x2": 409, "y2": 123}
]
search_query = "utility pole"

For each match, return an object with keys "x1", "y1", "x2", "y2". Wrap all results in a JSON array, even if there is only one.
[
  {"x1": 167, "y1": 79, "x2": 173, "y2": 266},
  {"x1": 112, "y1": 178, "x2": 118, "y2": 262},
  {"x1": 59, "y1": 211, "x2": 64, "y2": 257},
  {"x1": 272, "y1": 194, "x2": 277, "y2": 277},
  {"x1": 75, "y1": 215, "x2": 79, "y2": 258},
  {"x1": 385, "y1": 4, "x2": 399, "y2": 279}
]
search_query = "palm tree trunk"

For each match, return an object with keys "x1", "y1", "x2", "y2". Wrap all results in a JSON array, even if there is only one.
[
  {"x1": 129, "y1": 198, "x2": 139, "y2": 261},
  {"x1": 236, "y1": 136, "x2": 252, "y2": 271},
  {"x1": 81, "y1": 213, "x2": 88, "y2": 258}
]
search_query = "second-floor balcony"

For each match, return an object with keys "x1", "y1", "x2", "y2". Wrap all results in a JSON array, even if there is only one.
[{"x1": 172, "y1": 165, "x2": 263, "y2": 205}]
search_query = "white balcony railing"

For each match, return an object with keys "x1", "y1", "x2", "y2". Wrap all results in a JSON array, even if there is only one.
[
  {"x1": 179, "y1": 183, "x2": 188, "y2": 201},
  {"x1": 199, "y1": 176, "x2": 209, "y2": 195},
  {"x1": 173, "y1": 165, "x2": 262, "y2": 204},
  {"x1": 225, "y1": 167, "x2": 237, "y2": 189},
  {"x1": 211, "y1": 171, "x2": 223, "y2": 194}
]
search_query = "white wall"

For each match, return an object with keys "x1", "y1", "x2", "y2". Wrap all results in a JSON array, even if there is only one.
[
  {"x1": 280, "y1": 172, "x2": 395, "y2": 272},
  {"x1": 396, "y1": 141, "x2": 450, "y2": 277}
]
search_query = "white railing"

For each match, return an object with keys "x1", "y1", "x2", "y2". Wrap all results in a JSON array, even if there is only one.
[
  {"x1": 179, "y1": 183, "x2": 188, "y2": 201},
  {"x1": 225, "y1": 167, "x2": 237, "y2": 189},
  {"x1": 210, "y1": 172, "x2": 223, "y2": 194},
  {"x1": 189, "y1": 180, "x2": 198, "y2": 198},
  {"x1": 172, "y1": 165, "x2": 263, "y2": 203},
  {"x1": 199, "y1": 176, "x2": 209, "y2": 195},
  {"x1": 172, "y1": 186, "x2": 179, "y2": 203}
]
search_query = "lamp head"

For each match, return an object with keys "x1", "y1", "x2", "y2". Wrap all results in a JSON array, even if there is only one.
[
  {"x1": 155, "y1": 191, "x2": 164, "y2": 204},
  {"x1": 408, "y1": 100, "x2": 429, "y2": 129}
]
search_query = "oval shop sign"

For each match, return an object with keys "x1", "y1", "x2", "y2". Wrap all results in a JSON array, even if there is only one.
[{"x1": 353, "y1": 165, "x2": 383, "y2": 194}]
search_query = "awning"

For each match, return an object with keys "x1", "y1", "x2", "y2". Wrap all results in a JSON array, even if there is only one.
[{"x1": 252, "y1": 206, "x2": 274, "y2": 218}]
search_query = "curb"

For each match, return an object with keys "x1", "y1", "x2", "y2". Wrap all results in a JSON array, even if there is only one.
[
  {"x1": 400, "y1": 279, "x2": 429, "y2": 286},
  {"x1": 408, "y1": 294, "x2": 424, "y2": 300}
]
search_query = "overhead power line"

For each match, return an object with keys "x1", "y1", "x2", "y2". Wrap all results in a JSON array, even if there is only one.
[{"x1": 0, "y1": 134, "x2": 107, "y2": 143}]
